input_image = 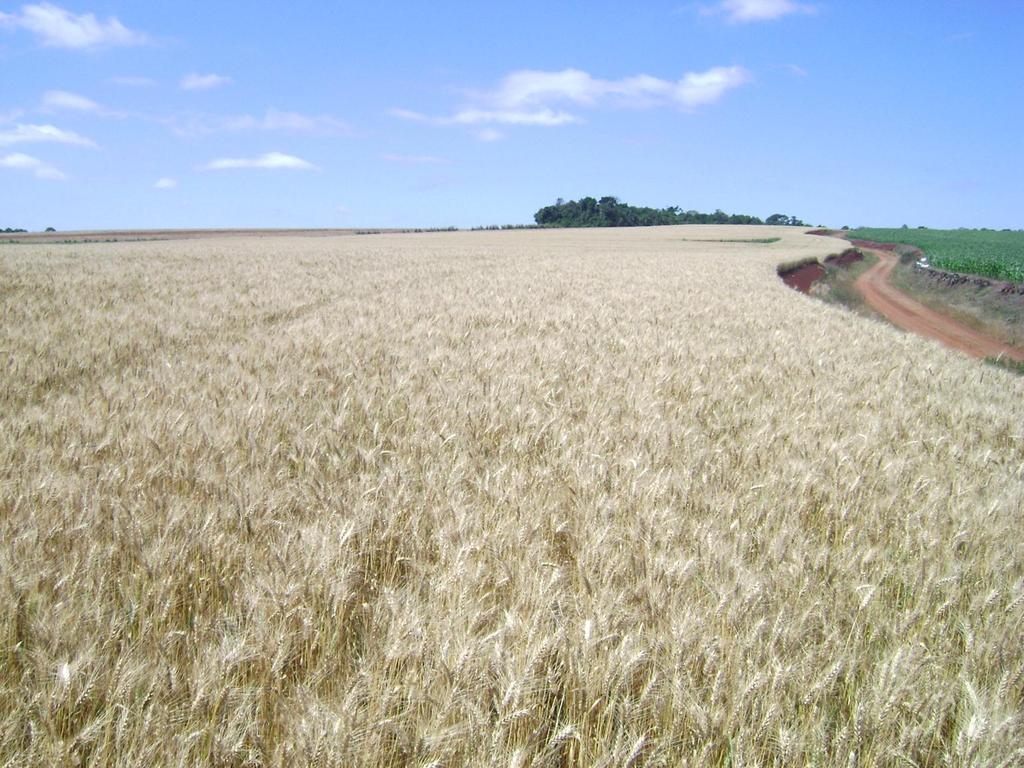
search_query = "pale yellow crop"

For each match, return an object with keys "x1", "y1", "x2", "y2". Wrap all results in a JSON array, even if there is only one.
[{"x1": 1, "y1": 226, "x2": 1021, "y2": 765}]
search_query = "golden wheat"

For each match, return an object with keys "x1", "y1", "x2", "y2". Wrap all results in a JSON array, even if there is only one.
[{"x1": 1, "y1": 225, "x2": 1022, "y2": 766}]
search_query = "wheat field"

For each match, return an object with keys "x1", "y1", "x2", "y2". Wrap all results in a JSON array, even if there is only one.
[{"x1": 1, "y1": 225, "x2": 1022, "y2": 767}]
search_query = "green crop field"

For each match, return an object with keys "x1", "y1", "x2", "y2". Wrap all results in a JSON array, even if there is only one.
[{"x1": 846, "y1": 228, "x2": 1024, "y2": 282}]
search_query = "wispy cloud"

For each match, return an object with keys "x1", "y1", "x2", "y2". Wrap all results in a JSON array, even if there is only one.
[
  {"x1": 392, "y1": 66, "x2": 751, "y2": 132},
  {"x1": 390, "y1": 108, "x2": 430, "y2": 123},
  {"x1": 393, "y1": 104, "x2": 577, "y2": 130},
  {"x1": 476, "y1": 128, "x2": 503, "y2": 142},
  {"x1": 180, "y1": 73, "x2": 232, "y2": 91},
  {"x1": 172, "y1": 109, "x2": 350, "y2": 137},
  {"x1": 39, "y1": 92, "x2": 162, "y2": 123},
  {"x1": 0, "y1": 123, "x2": 96, "y2": 147},
  {"x1": 258, "y1": 109, "x2": 346, "y2": 132},
  {"x1": 109, "y1": 75, "x2": 156, "y2": 88},
  {"x1": 453, "y1": 108, "x2": 578, "y2": 126},
  {"x1": 154, "y1": 177, "x2": 177, "y2": 189},
  {"x1": 703, "y1": 0, "x2": 816, "y2": 23},
  {"x1": 1, "y1": 152, "x2": 65, "y2": 179},
  {"x1": 0, "y1": 3, "x2": 148, "y2": 49},
  {"x1": 392, "y1": 105, "x2": 578, "y2": 128},
  {"x1": 675, "y1": 67, "x2": 753, "y2": 106},
  {"x1": 41, "y1": 90, "x2": 100, "y2": 112},
  {"x1": 381, "y1": 153, "x2": 452, "y2": 165},
  {"x1": 199, "y1": 152, "x2": 318, "y2": 171},
  {"x1": 494, "y1": 67, "x2": 752, "y2": 109}
]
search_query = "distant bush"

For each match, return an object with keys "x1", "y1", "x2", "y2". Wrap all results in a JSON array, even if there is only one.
[
  {"x1": 470, "y1": 224, "x2": 540, "y2": 231},
  {"x1": 764, "y1": 213, "x2": 808, "y2": 227}
]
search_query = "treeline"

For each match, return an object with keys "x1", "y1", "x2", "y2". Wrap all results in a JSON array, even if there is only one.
[
  {"x1": 534, "y1": 197, "x2": 806, "y2": 228},
  {"x1": 2, "y1": 227, "x2": 27, "y2": 233}
]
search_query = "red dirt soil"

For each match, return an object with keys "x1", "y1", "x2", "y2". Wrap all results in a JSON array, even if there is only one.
[
  {"x1": 855, "y1": 247, "x2": 1024, "y2": 362},
  {"x1": 824, "y1": 248, "x2": 864, "y2": 267},
  {"x1": 781, "y1": 263, "x2": 826, "y2": 293},
  {"x1": 779, "y1": 249, "x2": 862, "y2": 293}
]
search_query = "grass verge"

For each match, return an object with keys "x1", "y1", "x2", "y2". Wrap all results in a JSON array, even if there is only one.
[
  {"x1": 985, "y1": 356, "x2": 1024, "y2": 375},
  {"x1": 811, "y1": 251, "x2": 877, "y2": 314},
  {"x1": 889, "y1": 262, "x2": 1024, "y2": 349}
]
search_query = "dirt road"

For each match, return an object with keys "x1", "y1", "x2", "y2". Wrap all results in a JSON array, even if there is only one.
[{"x1": 855, "y1": 247, "x2": 1024, "y2": 362}]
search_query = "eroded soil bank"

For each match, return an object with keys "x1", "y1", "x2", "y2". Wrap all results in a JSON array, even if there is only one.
[
  {"x1": 779, "y1": 262, "x2": 826, "y2": 293},
  {"x1": 824, "y1": 248, "x2": 865, "y2": 268},
  {"x1": 778, "y1": 248, "x2": 863, "y2": 294}
]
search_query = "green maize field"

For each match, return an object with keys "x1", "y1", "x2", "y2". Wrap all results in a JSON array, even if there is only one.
[{"x1": 846, "y1": 227, "x2": 1024, "y2": 283}]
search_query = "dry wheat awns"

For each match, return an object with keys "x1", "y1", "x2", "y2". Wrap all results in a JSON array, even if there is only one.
[{"x1": 1, "y1": 225, "x2": 1022, "y2": 766}]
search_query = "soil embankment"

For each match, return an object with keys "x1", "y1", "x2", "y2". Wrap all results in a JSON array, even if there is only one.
[
  {"x1": 778, "y1": 248, "x2": 863, "y2": 294},
  {"x1": 855, "y1": 247, "x2": 1024, "y2": 361},
  {"x1": 779, "y1": 262, "x2": 826, "y2": 293},
  {"x1": 825, "y1": 248, "x2": 865, "y2": 268}
]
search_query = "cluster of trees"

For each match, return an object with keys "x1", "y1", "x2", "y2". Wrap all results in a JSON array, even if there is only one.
[
  {"x1": 534, "y1": 197, "x2": 806, "y2": 228},
  {"x1": 764, "y1": 213, "x2": 808, "y2": 227},
  {"x1": 2, "y1": 227, "x2": 27, "y2": 233}
]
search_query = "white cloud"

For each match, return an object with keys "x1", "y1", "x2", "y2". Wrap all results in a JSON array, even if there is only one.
[
  {"x1": 392, "y1": 66, "x2": 750, "y2": 130},
  {"x1": 392, "y1": 105, "x2": 577, "y2": 127},
  {"x1": 389, "y1": 108, "x2": 430, "y2": 123},
  {"x1": 706, "y1": 0, "x2": 816, "y2": 23},
  {"x1": 335, "y1": 204, "x2": 350, "y2": 214},
  {"x1": 449, "y1": 108, "x2": 579, "y2": 126},
  {"x1": 490, "y1": 67, "x2": 751, "y2": 110},
  {"x1": 200, "y1": 152, "x2": 317, "y2": 171},
  {"x1": 154, "y1": 177, "x2": 177, "y2": 189},
  {"x1": 476, "y1": 128, "x2": 503, "y2": 142},
  {"x1": 109, "y1": 75, "x2": 156, "y2": 87},
  {"x1": 493, "y1": 69, "x2": 604, "y2": 107},
  {"x1": 381, "y1": 153, "x2": 451, "y2": 165},
  {"x1": 180, "y1": 73, "x2": 232, "y2": 91},
  {"x1": 675, "y1": 66, "x2": 752, "y2": 107},
  {"x1": 41, "y1": 90, "x2": 100, "y2": 112},
  {"x1": 39, "y1": 92, "x2": 141, "y2": 121},
  {"x1": 1, "y1": 152, "x2": 65, "y2": 179},
  {"x1": 0, "y1": 123, "x2": 96, "y2": 147},
  {"x1": 0, "y1": 3, "x2": 147, "y2": 49},
  {"x1": 171, "y1": 109, "x2": 350, "y2": 137},
  {"x1": 259, "y1": 109, "x2": 348, "y2": 133},
  {"x1": 487, "y1": 70, "x2": 689, "y2": 109}
]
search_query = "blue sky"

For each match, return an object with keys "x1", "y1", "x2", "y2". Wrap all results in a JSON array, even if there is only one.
[{"x1": 1, "y1": 0, "x2": 1021, "y2": 230}]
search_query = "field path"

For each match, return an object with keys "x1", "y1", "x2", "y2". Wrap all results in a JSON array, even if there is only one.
[{"x1": 855, "y1": 247, "x2": 1024, "y2": 361}]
